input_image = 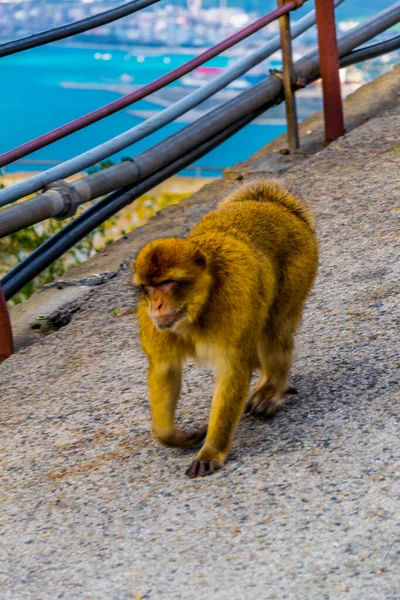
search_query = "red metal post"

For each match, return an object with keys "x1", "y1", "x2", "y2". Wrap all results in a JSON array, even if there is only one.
[
  {"x1": 0, "y1": 284, "x2": 13, "y2": 362},
  {"x1": 315, "y1": 0, "x2": 345, "y2": 141}
]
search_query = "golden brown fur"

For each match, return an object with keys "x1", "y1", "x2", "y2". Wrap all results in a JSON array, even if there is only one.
[{"x1": 133, "y1": 179, "x2": 318, "y2": 477}]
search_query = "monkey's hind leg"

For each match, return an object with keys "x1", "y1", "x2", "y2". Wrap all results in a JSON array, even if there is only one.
[
  {"x1": 246, "y1": 333, "x2": 294, "y2": 417},
  {"x1": 148, "y1": 361, "x2": 207, "y2": 448}
]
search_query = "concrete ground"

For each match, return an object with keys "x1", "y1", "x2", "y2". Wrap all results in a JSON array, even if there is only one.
[{"x1": 1, "y1": 72, "x2": 399, "y2": 599}]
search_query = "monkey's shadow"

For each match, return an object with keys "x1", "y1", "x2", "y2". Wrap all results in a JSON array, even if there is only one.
[{"x1": 180, "y1": 359, "x2": 381, "y2": 464}]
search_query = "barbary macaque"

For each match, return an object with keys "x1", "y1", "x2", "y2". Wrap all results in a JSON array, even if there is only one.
[{"x1": 133, "y1": 179, "x2": 318, "y2": 477}]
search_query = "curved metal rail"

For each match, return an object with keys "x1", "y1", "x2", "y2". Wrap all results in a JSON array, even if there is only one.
[
  {"x1": 339, "y1": 34, "x2": 400, "y2": 68},
  {"x1": 0, "y1": 0, "x2": 162, "y2": 59}
]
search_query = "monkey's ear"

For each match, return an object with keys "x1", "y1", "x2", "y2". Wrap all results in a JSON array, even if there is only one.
[{"x1": 193, "y1": 246, "x2": 207, "y2": 269}]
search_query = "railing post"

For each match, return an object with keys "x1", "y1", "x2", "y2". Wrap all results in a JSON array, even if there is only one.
[
  {"x1": 315, "y1": 0, "x2": 345, "y2": 141},
  {"x1": 278, "y1": 0, "x2": 300, "y2": 151},
  {"x1": 0, "y1": 284, "x2": 13, "y2": 362}
]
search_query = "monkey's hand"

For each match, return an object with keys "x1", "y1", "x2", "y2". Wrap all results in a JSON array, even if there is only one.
[
  {"x1": 148, "y1": 361, "x2": 206, "y2": 449},
  {"x1": 185, "y1": 458, "x2": 223, "y2": 478},
  {"x1": 186, "y1": 359, "x2": 251, "y2": 478}
]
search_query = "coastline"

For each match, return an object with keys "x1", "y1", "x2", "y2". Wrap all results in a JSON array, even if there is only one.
[{"x1": 56, "y1": 40, "x2": 243, "y2": 58}]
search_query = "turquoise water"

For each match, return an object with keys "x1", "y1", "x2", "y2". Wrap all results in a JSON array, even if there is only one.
[{"x1": 0, "y1": 45, "x2": 286, "y2": 175}]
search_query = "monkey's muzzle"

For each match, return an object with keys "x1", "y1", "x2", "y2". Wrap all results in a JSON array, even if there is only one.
[{"x1": 151, "y1": 309, "x2": 186, "y2": 330}]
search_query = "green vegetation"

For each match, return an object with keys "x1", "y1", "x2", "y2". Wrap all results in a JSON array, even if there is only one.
[{"x1": 0, "y1": 204, "x2": 110, "y2": 305}]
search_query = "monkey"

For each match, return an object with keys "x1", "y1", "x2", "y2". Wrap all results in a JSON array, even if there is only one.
[{"x1": 133, "y1": 179, "x2": 318, "y2": 478}]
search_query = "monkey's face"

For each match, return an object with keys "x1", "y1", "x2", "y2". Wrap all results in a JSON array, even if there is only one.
[
  {"x1": 142, "y1": 280, "x2": 188, "y2": 330},
  {"x1": 133, "y1": 238, "x2": 212, "y2": 331}
]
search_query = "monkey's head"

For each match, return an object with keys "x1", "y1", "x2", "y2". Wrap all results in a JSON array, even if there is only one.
[{"x1": 133, "y1": 238, "x2": 212, "y2": 331}]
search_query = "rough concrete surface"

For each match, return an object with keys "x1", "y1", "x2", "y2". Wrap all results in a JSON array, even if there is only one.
[{"x1": 1, "y1": 85, "x2": 400, "y2": 599}]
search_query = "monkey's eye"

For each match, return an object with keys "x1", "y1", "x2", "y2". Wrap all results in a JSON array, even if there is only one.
[
  {"x1": 156, "y1": 280, "x2": 176, "y2": 292},
  {"x1": 158, "y1": 279, "x2": 173, "y2": 286}
]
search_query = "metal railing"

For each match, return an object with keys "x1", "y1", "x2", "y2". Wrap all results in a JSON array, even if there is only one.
[
  {"x1": 1, "y1": 0, "x2": 400, "y2": 361},
  {"x1": 0, "y1": 0, "x2": 306, "y2": 169},
  {"x1": 0, "y1": 2, "x2": 321, "y2": 207}
]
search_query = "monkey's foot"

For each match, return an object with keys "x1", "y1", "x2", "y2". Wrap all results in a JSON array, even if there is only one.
[
  {"x1": 246, "y1": 382, "x2": 296, "y2": 417},
  {"x1": 157, "y1": 426, "x2": 207, "y2": 449},
  {"x1": 245, "y1": 391, "x2": 283, "y2": 418},
  {"x1": 185, "y1": 459, "x2": 223, "y2": 478}
]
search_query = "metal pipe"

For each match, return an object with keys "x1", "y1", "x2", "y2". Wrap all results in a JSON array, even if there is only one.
[
  {"x1": 0, "y1": 0, "x2": 162, "y2": 59},
  {"x1": 0, "y1": 159, "x2": 145, "y2": 236},
  {"x1": 0, "y1": 0, "x2": 344, "y2": 209},
  {"x1": 339, "y1": 34, "x2": 400, "y2": 68},
  {"x1": 0, "y1": 1, "x2": 305, "y2": 169},
  {"x1": 0, "y1": 284, "x2": 13, "y2": 361},
  {"x1": 314, "y1": 0, "x2": 344, "y2": 141},
  {"x1": 278, "y1": 0, "x2": 300, "y2": 150},
  {"x1": 0, "y1": 190, "x2": 66, "y2": 237}
]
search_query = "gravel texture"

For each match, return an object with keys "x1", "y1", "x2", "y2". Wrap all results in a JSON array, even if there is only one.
[{"x1": 1, "y1": 101, "x2": 399, "y2": 599}]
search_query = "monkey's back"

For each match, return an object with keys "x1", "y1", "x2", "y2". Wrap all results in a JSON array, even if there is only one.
[
  {"x1": 190, "y1": 199, "x2": 317, "y2": 267},
  {"x1": 189, "y1": 189, "x2": 318, "y2": 324}
]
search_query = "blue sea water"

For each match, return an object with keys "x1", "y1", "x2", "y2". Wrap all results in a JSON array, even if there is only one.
[{"x1": 0, "y1": 45, "x2": 286, "y2": 176}]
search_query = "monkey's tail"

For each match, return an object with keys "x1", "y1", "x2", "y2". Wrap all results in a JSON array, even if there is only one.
[{"x1": 220, "y1": 179, "x2": 315, "y2": 231}]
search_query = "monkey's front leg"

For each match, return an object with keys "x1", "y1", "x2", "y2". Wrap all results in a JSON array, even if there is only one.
[
  {"x1": 186, "y1": 361, "x2": 251, "y2": 477},
  {"x1": 148, "y1": 361, "x2": 206, "y2": 449}
]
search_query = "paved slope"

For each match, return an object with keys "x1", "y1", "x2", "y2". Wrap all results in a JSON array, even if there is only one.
[{"x1": 1, "y1": 104, "x2": 399, "y2": 600}]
